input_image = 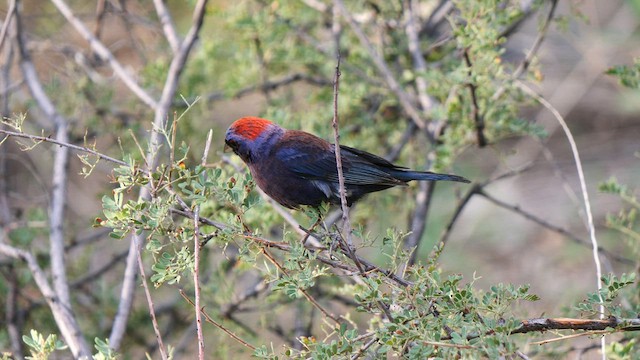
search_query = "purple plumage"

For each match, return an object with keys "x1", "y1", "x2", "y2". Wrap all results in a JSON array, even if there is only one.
[{"x1": 224, "y1": 117, "x2": 470, "y2": 208}]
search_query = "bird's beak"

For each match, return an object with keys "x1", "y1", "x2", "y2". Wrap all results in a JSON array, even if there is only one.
[{"x1": 223, "y1": 143, "x2": 232, "y2": 153}]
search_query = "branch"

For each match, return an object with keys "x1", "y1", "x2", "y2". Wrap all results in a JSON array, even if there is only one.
[
  {"x1": 463, "y1": 50, "x2": 487, "y2": 147},
  {"x1": 0, "y1": 129, "x2": 129, "y2": 167},
  {"x1": 0, "y1": 243, "x2": 91, "y2": 358},
  {"x1": 193, "y1": 129, "x2": 213, "y2": 359},
  {"x1": 404, "y1": 0, "x2": 436, "y2": 113},
  {"x1": 261, "y1": 248, "x2": 343, "y2": 326},
  {"x1": 513, "y1": 317, "x2": 640, "y2": 334},
  {"x1": 405, "y1": 180, "x2": 436, "y2": 266},
  {"x1": 13, "y1": 3, "x2": 91, "y2": 356},
  {"x1": 110, "y1": 0, "x2": 209, "y2": 349},
  {"x1": 180, "y1": 290, "x2": 258, "y2": 351},
  {"x1": 202, "y1": 73, "x2": 331, "y2": 104},
  {"x1": 153, "y1": 0, "x2": 180, "y2": 54},
  {"x1": 477, "y1": 190, "x2": 632, "y2": 265},
  {"x1": 49, "y1": 0, "x2": 158, "y2": 108},
  {"x1": 517, "y1": 81, "x2": 604, "y2": 319}
]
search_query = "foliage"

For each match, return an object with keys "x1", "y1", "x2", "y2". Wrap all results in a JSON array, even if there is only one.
[
  {"x1": 1, "y1": 0, "x2": 639, "y2": 359},
  {"x1": 22, "y1": 330, "x2": 67, "y2": 360}
]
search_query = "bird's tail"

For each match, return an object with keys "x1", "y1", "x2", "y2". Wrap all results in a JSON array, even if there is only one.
[{"x1": 395, "y1": 170, "x2": 470, "y2": 183}]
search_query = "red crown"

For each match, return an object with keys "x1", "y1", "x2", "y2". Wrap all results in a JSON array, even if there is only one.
[{"x1": 230, "y1": 117, "x2": 274, "y2": 140}]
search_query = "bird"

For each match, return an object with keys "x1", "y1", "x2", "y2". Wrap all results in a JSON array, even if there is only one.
[{"x1": 224, "y1": 116, "x2": 470, "y2": 209}]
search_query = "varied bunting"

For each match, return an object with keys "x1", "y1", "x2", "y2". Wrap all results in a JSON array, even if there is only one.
[{"x1": 224, "y1": 116, "x2": 470, "y2": 208}]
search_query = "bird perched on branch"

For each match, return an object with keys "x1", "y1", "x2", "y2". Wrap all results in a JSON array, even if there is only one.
[{"x1": 225, "y1": 116, "x2": 470, "y2": 209}]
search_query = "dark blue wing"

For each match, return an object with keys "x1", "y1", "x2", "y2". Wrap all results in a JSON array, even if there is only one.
[{"x1": 274, "y1": 131, "x2": 403, "y2": 186}]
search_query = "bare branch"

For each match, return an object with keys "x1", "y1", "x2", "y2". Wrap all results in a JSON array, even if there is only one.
[
  {"x1": 517, "y1": 81, "x2": 604, "y2": 319},
  {"x1": 463, "y1": 50, "x2": 487, "y2": 147},
  {"x1": 111, "y1": 0, "x2": 209, "y2": 348},
  {"x1": 0, "y1": 0, "x2": 17, "y2": 51},
  {"x1": 13, "y1": 3, "x2": 90, "y2": 356},
  {"x1": 0, "y1": 129, "x2": 129, "y2": 167},
  {"x1": 180, "y1": 290, "x2": 258, "y2": 351},
  {"x1": 404, "y1": 0, "x2": 436, "y2": 113},
  {"x1": 49, "y1": 0, "x2": 158, "y2": 108},
  {"x1": 153, "y1": 0, "x2": 180, "y2": 53},
  {"x1": 193, "y1": 129, "x2": 213, "y2": 359},
  {"x1": 513, "y1": 317, "x2": 640, "y2": 334},
  {"x1": 136, "y1": 245, "x2": 168, "y2": 360},
  {"x1": 405, "y1": 180, "x2": 435, "y2": 266},
  {"x1": 3, "y1": 265, "x2": 24, "y2": 359},
  {"x1": 477, "y1": 190, "x2": 631, "y2": 266},
  {"x1": 0, "y1": 243, "x2": 91, "y2": 358}
]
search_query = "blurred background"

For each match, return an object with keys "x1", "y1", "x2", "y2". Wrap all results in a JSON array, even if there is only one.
[{"x1": 1, "y1": 0, "x2": 639, "y2": 358}]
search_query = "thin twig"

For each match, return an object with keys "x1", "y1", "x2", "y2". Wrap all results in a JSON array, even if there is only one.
[
  {"x1": 405, "y1": 180, "x2": 436, "y2": 266},
  {"x1": 478, "y1": 190, "x2": 632, "y2": 265},
  {"x1": 180, "y1": 290, "x2": 258, "y2": 351},
  {"x1": 193, "y1": 129, "x2": 213, "y2": 359},
  {"x1": 517, "y1": 82, "x2": 604, "y2": 319},
  {"x1": 260, "y1": 248, "x2": 343, "y2": 325},
  {"x1": 463, "y1": 49, "x2": 487, "y2": 147},
  {"x1": 0, "y1": 0, "x2": 17, "y2": 51},
  {"x1": 0, "y1": 243, "x2": 91, "y2": 358},
  {"x1": 111, "y1": 1, "x2": 209, "y2": 349},
  {"x1": 153, "y1": 0, "x2": 180, "y2": 53},
  {"x1": 330, "y1": 54, "x2": 352, "y2": 247},
  {"x1": 12, "y1": 4, "x2": 91, "y2": 356},
  {"x1": 136, "y1": 243, "x2": 168, "y2": 360},
  {"x1": 350, "y1": 337, "x2": 378, "y2": 360},
  {"x1": 0, "y1": 129, "x2": 129, "y2": 166}
]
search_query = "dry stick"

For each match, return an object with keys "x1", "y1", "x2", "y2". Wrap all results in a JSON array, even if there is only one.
[
  {"x1": 110, "y1": 0, "x2": 209, "y2": 349},
  {"x1": 93, "y1": 0, "x2": 107, "y2": 40},
  {"x1": 135, "y1": 245, "x2": 168, "y2": 360},
  {"x1": 439, "y1": 316, "x2": 640, "y2": 342},
  {"x1": 517, "y1": 81, "x2": 605, "y2": 357},
  {"x1": 329, "y1": 53, "x2": 395, "y2": 322},
  {"x1": 180, "y1": 290, "x2": 258, "y2": 351},
  {"x1": 193, "y1": 129, "x2": 213, "y2": 360},
  {"x1": 516, "y1": 350, "x2": 532, "y2": 360},
  {"x1": 478, "y1": 190, "x2": 632, "y2": 266},
  {"x1": 260, "y1": 248, "x2": 343, "y2": 325}
]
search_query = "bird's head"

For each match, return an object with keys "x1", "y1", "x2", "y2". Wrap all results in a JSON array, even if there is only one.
[{"x1": 225, "y1": 116, "x2": 284, "y2": 164}]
